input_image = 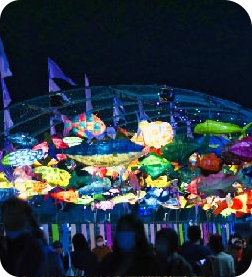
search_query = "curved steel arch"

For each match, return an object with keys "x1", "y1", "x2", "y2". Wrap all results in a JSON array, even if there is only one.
[{"x1": 1, "y1": 84, "x2": 252, "y2": 146}]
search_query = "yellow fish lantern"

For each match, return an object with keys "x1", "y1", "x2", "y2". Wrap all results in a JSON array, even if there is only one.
[
  {"x1": 0, "y1": 172, "x2": 13, "y2": 188},
  {"x1": 131, "y1": 120, "x2": 174, "y2": 148},
  {"x1": 33, "y1": 166, "x2": 71, "y2": 187}
]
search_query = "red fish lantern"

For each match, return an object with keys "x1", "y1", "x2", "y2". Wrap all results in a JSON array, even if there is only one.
[{"x1": 199, "y1": 153, "x2": 222, "y2": 174}]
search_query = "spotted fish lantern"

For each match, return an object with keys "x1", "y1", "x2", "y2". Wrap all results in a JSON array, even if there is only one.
[
  {"x1": 1, "y1": 149, "x2": 44, "y2": 166},
  {"x1": 33, "y1": 166, "x2": 71, "y2": 187},
  {"x1": 62, "y1": 112, "x2": 106, "y2": 140}
]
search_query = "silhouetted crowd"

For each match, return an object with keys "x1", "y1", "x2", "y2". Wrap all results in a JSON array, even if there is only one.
[{"x1": 0, "y1": 197, "x2": 251, "y2": 276}]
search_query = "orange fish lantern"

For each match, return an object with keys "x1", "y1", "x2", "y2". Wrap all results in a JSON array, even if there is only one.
[
  {"x1": 131, "y1": 120, "x2": 173, "y2": 149},
  {"x1": 32, "y1": 181, "x2": 48, "y2": 193},
  {"x1": 62, "y1": 112, "x2": 106, "y2": 139},
  {"x1": 199, "y1": 153, "x2": 222, "y2": 173},
  {"x1": 231, "y1": 190, "x2": 252, "y2": 217},
  {"x1": 50, "y1": 188, "x2": 78, "y2": 202}
]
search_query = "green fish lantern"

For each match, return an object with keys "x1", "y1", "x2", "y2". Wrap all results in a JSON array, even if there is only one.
[
  {"x1": 139, "y1": 152, "x2": 173, "y2": 179},
  {"x1": 194, "y1": 120, "x2": 252, "y2": 138},
  {"x1": 161, "y1": 140, "x2": 199, "y2": 165}
]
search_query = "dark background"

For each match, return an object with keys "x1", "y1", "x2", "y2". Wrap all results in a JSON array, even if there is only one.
[{"x1": 0, "y1": 0, "x2": 251, "y2": 108}]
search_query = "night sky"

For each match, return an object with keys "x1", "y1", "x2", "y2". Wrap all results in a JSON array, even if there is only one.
[{"x1": 0, "y1": 0, "x2": 251, "y2": 109}]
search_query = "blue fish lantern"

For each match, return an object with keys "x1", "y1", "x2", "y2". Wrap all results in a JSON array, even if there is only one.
[
  {"x1": 64, "y1": 139, "x2": 144, "y2": 166},
  {"x1": 1, "y1": 149, "x2": 44, "y2": 166},
  {"x1": 197, "y1": 135, "x2": 230, "y2": 156},
  {"x1": 7, "y1": 133, "x2": 38, "y2": 147}
]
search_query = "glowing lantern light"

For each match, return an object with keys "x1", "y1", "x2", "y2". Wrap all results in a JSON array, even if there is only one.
[
  {"x1": 33, "y1": 166, "x2": 71, "y2": 187},
  {"x1": 131, "y1": 120, "x2": 173, "y2": 148},
  {"x1": 139, "y1": 153, "x2": 173, "y2": 179},
  {"x1": 1, "y1": 149, "x2": 44, "y2": 166}
]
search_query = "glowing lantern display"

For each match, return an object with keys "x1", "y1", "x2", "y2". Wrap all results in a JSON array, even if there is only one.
[
  {"x1": 0, "y1": 172, "x2": 13, "y2": 188},
  {"x1": 140, "y1": 153, "x2": 173, "y2": 179},
  {"x1": 62, "y1": 136, "x2": 83, "y2": 147},
  {"x1": 1, "y1": 149, "x2": 44, "y2": 166},
  {"x1": 131, "y1": 120, "x2": 173, "y2": 148},
  {"x1": 33, "y1": 166, "x2": 71, "y2": 187}
]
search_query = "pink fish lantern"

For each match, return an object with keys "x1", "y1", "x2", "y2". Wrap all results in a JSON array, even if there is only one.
[
  {"x1": 51, "y1": 134, "x2": 69, "y2": 149},
  {"x1": 186, "y1": 177, "x2": 202, "y2": 195},
  {"x1": 93, "y1": 201, "x2": 115, "y2": 211},
  {"x1": 230, "y1": 137, "x2": 252, "y2": 162}
]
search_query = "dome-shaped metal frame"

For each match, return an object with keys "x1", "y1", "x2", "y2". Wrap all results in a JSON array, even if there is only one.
[{"x1": 1, "y1": 84, "x2": 252, "y2": 146}]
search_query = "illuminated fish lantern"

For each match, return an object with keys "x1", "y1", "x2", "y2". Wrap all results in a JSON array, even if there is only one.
[
  {"x1": 33, "y1": 166, "x2": 71, "y2": 187},
  {"x1": 50, "y1": 188, "x2": 78, "y2": 202},
  {"x1": 198, "y1": 169, "x2": 251, "y2": 196},
  {"x1": 161, "y1": 140, "x2": 199, "y2": 165},
  {"x1": 111, "y1": 191, "x2": 146, "y2": 205},
  {"x1": 1, "y1": 149, "x2": 44, "y2": 166},
  {"x1": 14, "y1": 180, "x2": 53, "y2": 199},
  {"x1": 194, "y1": 120, "x2": 252, "y2": 137},
  {"x1": 230, "y1": 137, "x2": 252, "y2": 162},
  {"x1": 231, "y1": 190, "x2": 252, "y2": 216},
  {"x1": 0, "y1": 172, "x2": 13, "y2": 188},
  {"x1": 145, "y1": 175, "x2": 174, "y2": 188},
  {"x1": 74, "y1": 195, "x2": 93, "y2": 205},
  {"x1": 221, "y1": 140, "x2": 243, "y2": 165},
  {"x1": 92, "y1": 200, "x2": 115, "y2": 211},
  {"x1": 197, "y1": 135, "x2": 230, "y2": 156},
  {"x1": 67, "y1": 170, "x2": 92, "y2": 189},
  {"x1": 61, "y1": 112, "x2": 106, "y2": 140},
  {"x1": 78, "y1": 177, "x2": 111, "y2": 196},
  {"x1": 199, "y1": 153, "x2": 222, "y2": 173},
  {"x1": 51, "y1": 134, "x2": 69, "y2": 149},
  {"x1": 32, "y1": 141, "x2": 67, "y2": 163},
  {"x1": 139, "y1": 153, "x2": 173, "y2": 179},
  {"x1": 62, "y1": 136, "x2": 83, "y2": 147},
  {"x1": 7, "y1": 133, "x2": 38, "y2": 147},
  {"x1": 131, "y1": 120, "x2": 174, "y2": 148},
  {"x1": 64, "y1": 139, "x2": 144, "y2": 166}
]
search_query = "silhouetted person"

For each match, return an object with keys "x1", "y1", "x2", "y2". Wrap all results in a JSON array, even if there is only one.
[
  {"x1": 94, "y1": 213, "x2": 161, "y2": 275},
  {"x1": 236, "y1": 233, "x2": 252, "y2": 276},
  {"x1": 180, "y1": 225, "x2": 212, "y2": 275},
  {"x1": 0, "y1": 235, "x2": 7, "y2": 268},
  {"x1": 155, "y1": 228, "x2": 194, "y2": 276},
  {"x1": 92, "y1": 235, "x2": 111, "y2": 262},
  {"x1": 64, "y1": 232, "x2": 98, "y2": 275},
  {"x1": 1, "y1": 197, "x2": 65, "y2": 276},
  {"x1": 202, "y1": 233, "x2": 235, "y2": 276},
  {"x1": 52, "y1": 240, "x2": 64, "y2": 264}
]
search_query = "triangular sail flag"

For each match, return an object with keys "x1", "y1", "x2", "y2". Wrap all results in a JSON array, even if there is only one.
[
  {"x1": 113, "y1": 97, "x2": 127, "y2": 127},
  {"x1": 186, "y1": 120, "x2": 194, "y2": 139},
  {"x1": 0, "y1": 35, "x2": 12, "y2": 78},
  {"x1": 2, "y1": 78, "x2": 13, "y2": 135},
  {"x1": 48, "y1": 58, "x2": 77, "y2": 86},
  {"x1": 85, "y1": 74, "x2": 93, "y2": 113},
  {"x1": 49, "y1": 78, "x2": 60, "y2": 92},
  {"x1": 4, "y1": 109, "x2": 13, "y2": 136},
  {"x1": 137, "y1": 98, "x2": 151, "y2": 121},
  {"x1": 1, "y1": 78, "x2": 11, "y2": 108}
]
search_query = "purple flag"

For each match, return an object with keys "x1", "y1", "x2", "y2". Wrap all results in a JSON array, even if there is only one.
[
  {"x1": 48, "y1": 58, "x2": 77, "y2": 86},
  {"x1": 186, "y1": 121, "x2": 194, "y2": 138},
  {"x1": 4, "y1": 108, "x2": 13, "y2": 136},
  {"x1": 50, "y1": 117, "x2": 56, "y2": 136},
  {"x1": 0, "y1": 35, "x2": 12, "y2": 78},
  {"x1": 113, "y1": 97, "x2": 126, "y2": 127},
  {"x1": 137, "y1": 98, "x2": 151, "y2": 121},
  {"x1": 1, "y1": 78, "x2": 11, "y2": 107},
  {"x1": 49, "y1": 78, "x2": 60, "y2": 92},
  {"x1": 85, "y1": 74, "x2": 93, "y2": 112}
]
